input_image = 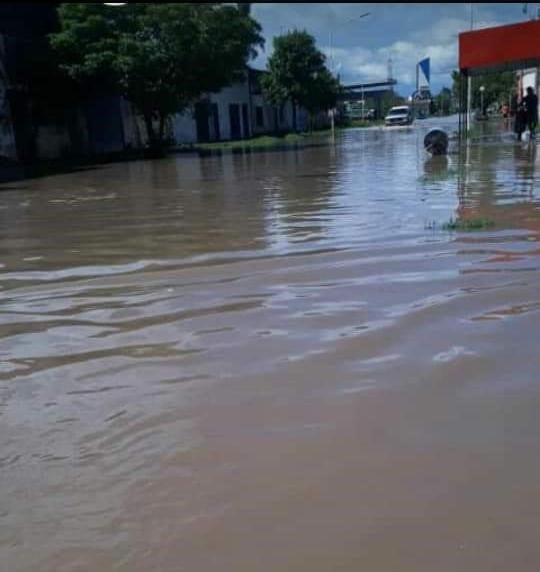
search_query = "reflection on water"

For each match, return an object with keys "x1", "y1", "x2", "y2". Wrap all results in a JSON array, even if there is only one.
[
  {"x1": 2, "y1": 117, "x2": 540, "y2": 572},
  {"x1": 423, "y1": 154, "x2": 450, "y2": 180}
]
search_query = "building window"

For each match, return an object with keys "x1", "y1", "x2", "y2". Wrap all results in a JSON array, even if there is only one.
[{"x1": 256, "y1": 106, "x2": 264, "y2": 127}]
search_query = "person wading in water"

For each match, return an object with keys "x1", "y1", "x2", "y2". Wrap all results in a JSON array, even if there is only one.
[
  {"x1": 515, "y1": 96, "x2": 527, "y2": 141},
  {"x1": 523, "y1": 86, "x2": 538, "y2": 140}
]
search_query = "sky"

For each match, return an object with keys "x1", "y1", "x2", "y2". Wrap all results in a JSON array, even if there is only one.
[{"x1": 250, "y1": 3, "x2": 536, "y2": 95}]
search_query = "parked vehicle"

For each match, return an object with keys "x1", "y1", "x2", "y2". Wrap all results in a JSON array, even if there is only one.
[{"x1": 384, "y1": 105, "x2": 414, "y2": 126}]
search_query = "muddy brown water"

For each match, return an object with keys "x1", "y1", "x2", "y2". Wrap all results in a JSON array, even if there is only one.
[{"x1": 2, "y1": 118, "x2": 540, "y2": 571}]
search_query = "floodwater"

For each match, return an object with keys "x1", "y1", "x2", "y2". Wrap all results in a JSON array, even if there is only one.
[{"x1": 2, "y1": 117, "x2": 540, "y2": 571}]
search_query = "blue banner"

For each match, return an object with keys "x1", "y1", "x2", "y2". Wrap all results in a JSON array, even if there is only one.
[{"x1": 419, "y1": 58, "x2": 430, "y2": 85}]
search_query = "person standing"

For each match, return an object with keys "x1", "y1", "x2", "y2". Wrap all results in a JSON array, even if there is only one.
[
  {"x1": 523, "y1": 86, "x2": 538, "y2": 140},
  {"x1": 515, "y1": 99, "x2": 527, "y2": 141}
]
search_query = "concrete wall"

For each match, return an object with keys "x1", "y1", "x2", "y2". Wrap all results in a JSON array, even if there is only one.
[
  {"x1": 35, "y1": 124, "x2": 71, "y2": 159},
  {"x1": 251, "y1": 94, "x2": 277, "y2": 135},
  {"x1": 120, "y1": 99, "x2": 144, "y2": 150},
  {"x1": 173, "y1": 108, "x2": 197, "y2": 145},
  {"x1": 211, "y1": 82, "x2": 251, "y2": 140},
  {"x1": 35, "y1": 98, "x2": 144, "y2": 160},
  {"x1": 0, "y1": 35, "x2": 17, "y2": 160}
]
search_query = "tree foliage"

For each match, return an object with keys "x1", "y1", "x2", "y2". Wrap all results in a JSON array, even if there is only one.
[
  {"x1": 433, "y1": 87, "x2": 452, "y2": 115},
  {"x1": 261, "y1": 30, "x2": 340, "y2": 129},
  {"x1": 451, "y1": 69, "x2": 515, "y2": 110},
  {"x1": 50, "y1": 3, "x2": 263, "y2": 146}
]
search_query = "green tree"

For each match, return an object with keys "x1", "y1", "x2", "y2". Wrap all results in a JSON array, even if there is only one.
[
  {"x1": 451, "y1": 69, "x2": 515, "y2": 111},
  {"x1": 304, "y1": 68, "x2": 341, "y2": 130},
  {"x1": 434, "y1": 87, "x2": 452, "y2": 115},
  {"x1": 237, "y1": 3, "x2": 252, "y2": 16},
  {"x1": 50, "y1": 3, "x2": 263, "y2": 150},
  {"x1": 261, "y1": 30, "x2": 340, "y2": 131}
]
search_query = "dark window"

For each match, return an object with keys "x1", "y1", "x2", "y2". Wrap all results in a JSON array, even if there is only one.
[
  {"x1": 229, "y1": 104, "x2": 241, "y2": 139},
  {"x1": 211, "y1": 103, "x2": 220, "y2": 140},
  {"x1": 256, "y1": 106, "x2": 264, "y2": 127},
  {"x1": 195, "y1": 101, "x2": 210, "y2": 142},
  {"x1": 242, "y1": 103, "x2": 249, "y2": 137}
]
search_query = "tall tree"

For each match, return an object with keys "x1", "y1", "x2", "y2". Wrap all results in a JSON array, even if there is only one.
[
  {"x1": 261, "y1": 30, "x2": 340, "y2": 131},
  {"x1": 237, "y1": 3, "x2": 251, "y2": 16},
  {"x1": 50, "y1": 3, "x2": 263, "y2": 149}
]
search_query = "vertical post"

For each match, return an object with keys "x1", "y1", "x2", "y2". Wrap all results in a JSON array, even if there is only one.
[
  {"x1": 328, "y1": 30, "x2": 333, "y2": 72},
  {"x1": 536, "y1": 67, "x2": 540, "y2": 125},
  {"x1": 459, "y1": 71, "x2": 464, "y2": 143},
  {"x1": 466, "y1": 73, "x2": 472, "y2": 134},
  {"x1": 480, "y1": 86, "x2": 484, "y2": 116},
  {"x1": 458, "y1": 77, "x2": 462, "y2": 143},
  {"x1": 467, "y1": 0, "x2": 475, "y2": 135},
  {"x1": 458, "y1": 70, "x2": 468, "y2": 145},
  {"x1": 328, "y1": 29, "x2": 335, "y2": 142}
]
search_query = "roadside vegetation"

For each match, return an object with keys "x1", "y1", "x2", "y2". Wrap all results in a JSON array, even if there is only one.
[
  {"x1": 261, "y1": 30, "x2": 341, "y2": 132},
  {"x1": 189, "y1": 133, "x2": 306, "y2": 151},
  {"x1": 442, "y1": 217, "x2": 495, "y2": 231}
]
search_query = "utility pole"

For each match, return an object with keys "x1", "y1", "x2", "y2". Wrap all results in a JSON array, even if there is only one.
[
  {"x1": 466, "y1": 3, "x2": 474, "y2": 134},
  {"x1": 328, "y1": 11, "x2": 370, "y2": 140}
]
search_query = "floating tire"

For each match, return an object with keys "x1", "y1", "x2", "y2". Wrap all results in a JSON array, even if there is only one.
[{"x1": 424, "y1": 129, "x2": 448, "y2": 156}]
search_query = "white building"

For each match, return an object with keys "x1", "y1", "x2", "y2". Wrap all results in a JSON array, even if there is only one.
[{"x1": 171, "y1": 67, "x2": 313, "y2": 146}]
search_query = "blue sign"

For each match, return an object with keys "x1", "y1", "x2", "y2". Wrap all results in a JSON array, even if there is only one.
[{"x1": 418, "y1": 58, "x2": 430, "y2": 85}]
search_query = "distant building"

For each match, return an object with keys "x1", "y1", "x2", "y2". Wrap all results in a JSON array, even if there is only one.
[
  {"x1": 0, "y1": 3, "x2": 145, "y2": 162},
  {"x1": 171, "y1": 67, "x2": 317, "y2": 146},
  {"x1": 340, "y1": 79, "x2": 398, "y2": 120}
]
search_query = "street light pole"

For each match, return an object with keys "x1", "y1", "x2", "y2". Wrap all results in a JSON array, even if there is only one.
[
  {"x1": 480, "y1": 84, "x2": 485, "y2": 117},
  {"x1": 328, "y1": 11, "x2": 370, "y2": 140}
]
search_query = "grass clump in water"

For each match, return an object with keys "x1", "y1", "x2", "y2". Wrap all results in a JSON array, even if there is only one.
[
  {"x1": 192, "y1": 133, "x2": 309, "y2": 151},
  {"x1": 442, "y1": 217, "x2": 495, "y2": 231}
]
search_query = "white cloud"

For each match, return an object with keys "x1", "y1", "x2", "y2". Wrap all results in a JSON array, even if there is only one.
[
  {"x1": 250, "y1": 3, "x2": 523, "y2": 93},
  {"x1": 329, "y1": 38, "x2": 457, "y2": 90}
]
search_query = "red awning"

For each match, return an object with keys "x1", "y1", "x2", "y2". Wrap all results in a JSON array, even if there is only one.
[{"x1": 459, "y1": 19, "x2": 540, "y2": 74}]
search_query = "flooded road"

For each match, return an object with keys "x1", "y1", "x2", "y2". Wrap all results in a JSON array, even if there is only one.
[{"x1": 2, "y1": 117, "x2": 540, "y2": 571}]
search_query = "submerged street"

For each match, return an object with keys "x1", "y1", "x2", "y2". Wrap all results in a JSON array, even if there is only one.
[{"x1": 2, "y1": 117, "x2": 540, "y2": 571}]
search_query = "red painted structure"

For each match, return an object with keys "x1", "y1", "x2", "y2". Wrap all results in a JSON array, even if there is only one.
[
  {"x1": 457, "y1": 20, "x2": 540, "y2": 140},
  {"x1": 459, "y1": 19, "x2": 540, "y2": 74}
]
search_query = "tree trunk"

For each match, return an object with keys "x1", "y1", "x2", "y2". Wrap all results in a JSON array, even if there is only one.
[{"x1": 292, "y1": 102, "x2": 297, "y2": 132}]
